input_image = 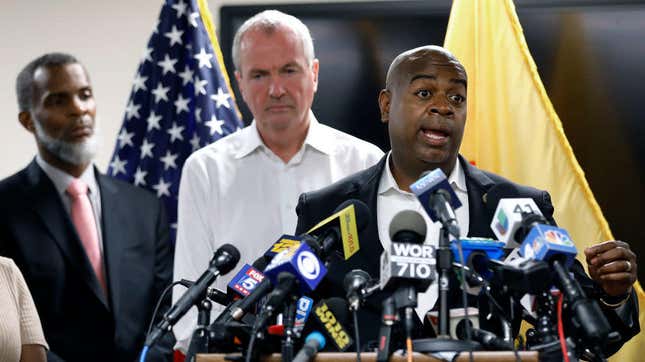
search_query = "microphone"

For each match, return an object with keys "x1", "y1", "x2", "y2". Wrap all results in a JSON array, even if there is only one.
[
  {"x1": 456, "y1": 319, "x2": 512, "y2": 351},
  {"x1": 451, "y1": 238, "x2": 505, "y2": 281},
  {"x1": 254, "y1": 272, "x2": 298, "y2": 329},
  {"x1": 491, "y1": 197, "x2": 544, "y2": 248},
  {"x1": 227, "y1": 263, "x2": 266, "y2": 298},
  {"x1": 343, "y1": 269, "x2": 376, "y2": 312},
  {"x1": 263, "y1": 236, "x2": 327, "y2": 294},
  {"x1": 294, "y1": 296, "x2": 314, "y2": 335},
  {"x1": 146, "y1": 244, "x2": 240, "y2": 347},
  {"x1": 380, "y1": 210, "x2": 435, "y2": 293},
  {"x1": 262, "y1": 235, "x2": 303, "y2": 262},
  {"x1": 410, "y1": 169, "x2": 462, "y2": 238},
  {"x1": 214, "y1": 258, "x2": 272, "y2": 323},
  {"x1": 304, "y1": 199, "x2": 371, "y2": 261},
  {"x1": 293, "y1": 331, "x2": 326, "y2": 362},
  {"x1": 509, "y1": 212, "x2": 618, "y2": 352},
  {"x1": 311, "y1": 298, "x2": 353, "y2": 351}
]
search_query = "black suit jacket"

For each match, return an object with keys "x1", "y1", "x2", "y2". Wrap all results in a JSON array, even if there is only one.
[
  {"x1": 295, "y1": 155, "x2": 639, "y2": 354},
  {"x1": 0, "y1": 160, "x2": 174, "y2": 362}
]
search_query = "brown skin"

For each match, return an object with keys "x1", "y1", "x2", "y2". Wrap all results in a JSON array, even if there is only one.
[
  {"x1": 18, "y1": 63, "x2": 96, "y2": 178},
  {"x1": 584, "y1": 240, "x2": 637, "y2": 297},
  {"x1": 20, "y1": 344, "x2": 46, "y2": 362},
  {"x1": 379, "y1": 47, "x2": 467, "y2": 192},
  {"x1": 381, "y1": 45, "x2": 637, "y2": 298},
  {"x1": 235, "y1": 26, "x2": 319, "y2": 163}
]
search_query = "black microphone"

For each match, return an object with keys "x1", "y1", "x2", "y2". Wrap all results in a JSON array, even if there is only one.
[
  {"x1": 293, "y1": 331, "x2": 326, "y2": 362},
  {"x1": 343, "y1": 269, "x2": 373, "y2": 312},
  {"x1": 146, "y1": 244, "x2": 240, "y2": 347},
  {"x1": 303, "y1": 199, "x2": 371, "y2": 261},
  {"x1": 253, "y1": 272, "x2": 298, "y2": 331},
  {"x1": 456, "y1": 319, "x2": 513, "y2": 351}
]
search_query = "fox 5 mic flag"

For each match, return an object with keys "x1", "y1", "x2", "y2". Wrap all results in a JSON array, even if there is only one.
[{"x1": 107, "y1": 0, "x2": 243, "y2": 241}]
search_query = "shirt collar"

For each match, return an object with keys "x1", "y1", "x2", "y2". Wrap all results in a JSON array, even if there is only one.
[
  {"x1": 378, "y1": 151, "x2": 467, "y2": 195},
  {"x1": 234, "y1": 111, "x2": 333, "y2": 159},
  {"x1": 35, "y1": 154, "x2": 98, "y2": 197}
]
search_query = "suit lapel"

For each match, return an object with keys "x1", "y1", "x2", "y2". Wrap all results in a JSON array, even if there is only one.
[
  {"x1": 461, "y1": 156, "x2": 497, "y2": 239},
  {"x1": 24, "y1": 161, "x2": 110, "y2": 308},
  {"x1": 97, "y1": 171, "x2": 123, "y2": 317},
  {"x1": 347, "y1": 157, "x2": 387, "y2": 277}
]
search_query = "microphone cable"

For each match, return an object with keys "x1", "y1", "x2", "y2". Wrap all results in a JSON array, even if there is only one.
[
  {"x1": 352, "y1": 308, "x2": 361, "y2": 362},
  {"x1": 141, "y1": 280, "x2": 189, "y2": 362},
  {"x1": 452, "y1": 239, "x2": 474, "y2": 362},
  {"x1": 557, "y1": 293, "x2": 570, "y2": 362}
]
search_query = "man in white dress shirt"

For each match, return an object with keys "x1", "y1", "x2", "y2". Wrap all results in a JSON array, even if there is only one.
[{"x1": 172, "y1": 10, "x2": 383, "y2": 351}]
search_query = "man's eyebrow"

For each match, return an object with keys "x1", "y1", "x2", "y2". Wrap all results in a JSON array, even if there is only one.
[
  {"x1": 409, "y1": 74, "x2": 467, "y2": 88},
  {"x1": 409, "y1": 74, "x2": 436, "y2": 83},
  {"x1": 451, "y1": 78, "x2": 467, "y2": 88}
]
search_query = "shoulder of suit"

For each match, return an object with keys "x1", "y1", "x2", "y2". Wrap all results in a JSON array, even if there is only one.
[
  {"x1": 300, "y1": 158, "x2": 384, "y2": 205},
  {"x1": 97, "y1": 173, "x2": 160, "y2": 203}
]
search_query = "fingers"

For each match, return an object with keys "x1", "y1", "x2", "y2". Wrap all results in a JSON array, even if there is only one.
[
  {"x1": 586, "y1": 240, "x2": 635, "y2": 267},
  {"x1": 596, "y1": 260, "x2": 633, "y2": 275}
]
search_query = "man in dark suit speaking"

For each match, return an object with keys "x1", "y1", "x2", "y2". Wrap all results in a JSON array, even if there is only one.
[
  {"x1": 0, "y1": 53, "x2": 174, "y2": 361},
  {"x1": 295, "y1": 45, "x2": 639, "y2": 354}
]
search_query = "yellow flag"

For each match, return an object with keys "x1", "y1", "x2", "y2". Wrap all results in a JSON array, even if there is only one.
[{"x1": 443, "y1": 0, "x2": 643, "y2": 359}]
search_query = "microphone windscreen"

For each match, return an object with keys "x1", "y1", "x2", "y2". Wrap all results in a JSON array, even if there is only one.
[
  {"x1": 252, "y1": 255, "x2": 270, "y2": 272},
  {"x1": 388, "y1": 209, "x2": 427, "y2": 241},
  {"x1": 334, "y1": 199, "x2": 371, "y2": 233},
  {"x1": 216, "y1": 243, "x2": 241, "y2": 274}
]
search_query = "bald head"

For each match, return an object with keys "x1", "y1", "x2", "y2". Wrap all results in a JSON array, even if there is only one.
[{"x1": 385, "y1": 45, "x2": 467, "y2": 92}]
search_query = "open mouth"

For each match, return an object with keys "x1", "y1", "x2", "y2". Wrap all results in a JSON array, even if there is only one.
[{"x1": 420, "y1": 127, "x2": 449, "y2": 146}]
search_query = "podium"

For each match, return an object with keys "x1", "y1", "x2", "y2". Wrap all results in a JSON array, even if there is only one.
[{"x1": 197, "y1": 351, "x2": 538, "y2": 361}]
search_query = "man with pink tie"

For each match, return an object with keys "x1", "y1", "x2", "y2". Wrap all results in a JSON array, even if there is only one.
[{"x1": 0, "y1": 53, "x2": 174, "y2": 362}]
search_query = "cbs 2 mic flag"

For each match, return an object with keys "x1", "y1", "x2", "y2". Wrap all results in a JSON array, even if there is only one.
[{"x1": 107, "y1": 0, "x2": 243, "y2": 241}]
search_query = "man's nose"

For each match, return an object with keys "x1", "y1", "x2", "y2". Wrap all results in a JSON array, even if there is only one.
[
  {"x1": 268, "y1": 77, "x2": 286, "y2": 98},
  {"x1": 70, "y1": 96, "x2": 90, "y2": 115},
  {"x1": 429, "y1": 96, "x2": 454, "y2": 117}
]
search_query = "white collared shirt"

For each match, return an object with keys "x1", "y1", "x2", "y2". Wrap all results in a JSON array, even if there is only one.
[
  {"x1": 35, "y1": 155, "x2": 104, "y2": 253},
  {"x1": 173, "y1": 113, "x2": 383, "y2": 350},
  {"x1": 377, "y1": 152, "x2": 469, "y2": 319}
]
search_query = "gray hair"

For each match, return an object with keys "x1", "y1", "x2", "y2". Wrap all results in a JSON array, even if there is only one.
[
  {"x1": 232, "y1": 10, "x2": 315, "y2": 70},
  {"x1": 16, "y1": 52, "x2": 81, "y2": 112}
]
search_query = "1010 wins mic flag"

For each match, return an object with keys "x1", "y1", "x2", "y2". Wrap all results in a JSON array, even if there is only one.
[{"x1": 108, "y1": 0, "x2": 243, "y2": 241}]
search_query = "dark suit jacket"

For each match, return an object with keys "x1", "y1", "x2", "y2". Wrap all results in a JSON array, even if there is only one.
[
  {"x1": 0, "y1": 160, "x2": 174, "y2": 362},
  {"x1": 295, "y1": 155, "x2": 639, "y2": 354}
]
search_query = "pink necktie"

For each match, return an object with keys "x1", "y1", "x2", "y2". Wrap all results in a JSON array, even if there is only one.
[{"x1": 67, "y1": 179, "x2": 106, "y2": 295}]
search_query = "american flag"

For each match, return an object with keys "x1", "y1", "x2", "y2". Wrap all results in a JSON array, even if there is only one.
[{"x1": 108, "y1": 0, "x2": 243, "y2": 241}]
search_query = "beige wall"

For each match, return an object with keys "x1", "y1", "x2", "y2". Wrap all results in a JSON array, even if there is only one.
[{"x1": 0, "y1": 0, "x2": 381, "y2": 178}]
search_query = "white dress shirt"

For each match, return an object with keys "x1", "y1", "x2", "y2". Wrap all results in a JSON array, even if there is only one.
[
  {"x1": 377, "y1": 152, "x2": 469, "y2": 320},
  {"x1": 173, "y1": 113, "x2": 383, "y2": 350}
]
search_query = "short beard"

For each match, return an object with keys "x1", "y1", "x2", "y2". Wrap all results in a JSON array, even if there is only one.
[{"x1": 33, "y1": 118, "x2": 99, "y2": 167}]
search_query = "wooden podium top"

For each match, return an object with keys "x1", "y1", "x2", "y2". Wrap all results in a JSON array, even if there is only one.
[{"x1": 197, "y1": 351, "x2": 538, "y2": 362}]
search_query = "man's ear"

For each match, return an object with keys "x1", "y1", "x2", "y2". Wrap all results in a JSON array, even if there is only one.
[
  {"x1": 378, "y1": 89, "x2": 391, "y2": 124},
  {"x1": 18, "y1": 111, "x2": 35, "y2": 134},
  {"x1": 234, "y1": 70, "x2": 247, "y2": 100},
  {"x1": 311, "y1": 58, "x2": 320, "y2": 93}
]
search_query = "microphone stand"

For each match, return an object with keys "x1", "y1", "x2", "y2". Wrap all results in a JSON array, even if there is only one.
[
  {"x1": 185, "y1": 298, "x2": 212, "y2": 362},
  {"x1": 413, "y1": 224, "x2": 480, "y2": 353},
  {"x1": 281, "y1": 300, "x2": 297, "y2": 362}
]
